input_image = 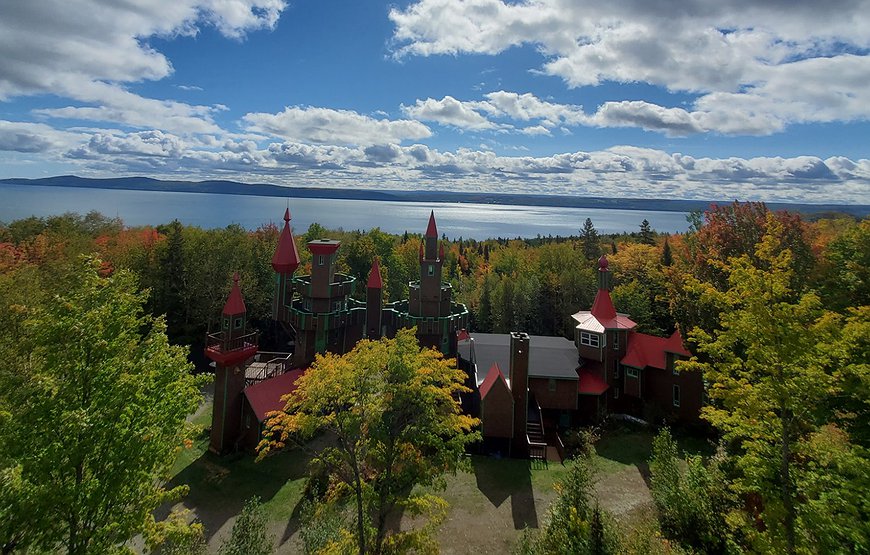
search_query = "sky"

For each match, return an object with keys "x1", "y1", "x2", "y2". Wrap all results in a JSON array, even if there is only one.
[{"x1": 1, "y1": 0, "x2": 869, "y2": 204}]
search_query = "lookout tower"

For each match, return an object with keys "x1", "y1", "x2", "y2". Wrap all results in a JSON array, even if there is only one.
[{"x1": 205, "y1": 273, "x2": 258, "y2": 454}]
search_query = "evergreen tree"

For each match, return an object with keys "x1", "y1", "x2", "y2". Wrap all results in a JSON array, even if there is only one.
[
  {"x1": 661, "y1": 237, "x2": 673, "y2": 267},
  {"x1": 639, "y1": 219, "x2": 655, "y2": 245},
  {"x1": 581, "y1": 218, "x2": 600, "y2": 260},
  {"x1": 219, "y1": 497, "x2": 274, "y2": 555}
]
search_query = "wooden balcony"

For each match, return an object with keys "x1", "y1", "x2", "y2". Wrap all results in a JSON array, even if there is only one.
[{"x1": 205, "y1": 330, "x2": 258, "y2": 366}]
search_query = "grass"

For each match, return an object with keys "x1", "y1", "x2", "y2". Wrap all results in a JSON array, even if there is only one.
[{"x1": 166, "y1": 401, "x2": 712, "y2": 553}]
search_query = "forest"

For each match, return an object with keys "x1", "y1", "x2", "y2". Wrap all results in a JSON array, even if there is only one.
[{"x1": 0, "y1": 202, "x2": 867, "y2": 554}]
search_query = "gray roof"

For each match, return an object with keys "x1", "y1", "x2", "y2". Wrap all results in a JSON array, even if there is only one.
[{"x1": 458, "y1": 333, "x2": 579, "y2": 383}]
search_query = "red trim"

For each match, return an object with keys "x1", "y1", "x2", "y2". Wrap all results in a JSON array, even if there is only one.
[
  {"x1": 308, "y1": 241, "x2": 341, "y2": 255},
  {"x1": 425, "y1": 210, "x2": 438, "y2": 237},
  {"x1": 222, "y1": 272, "x2": 247, "y2": 315}
]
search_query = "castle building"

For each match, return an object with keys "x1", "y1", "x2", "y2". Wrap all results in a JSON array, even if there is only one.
[
  {"x1": 205, "y1": 211, "x2": 701, "y2": 458},
  {"x1": 205, "y1": 209, "x2": 468, "y2": 453},
  {"x1": 458, "y1": 255, "x2": 702, "y2": 460}
]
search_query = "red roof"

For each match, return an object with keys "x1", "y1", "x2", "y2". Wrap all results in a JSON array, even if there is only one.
[
  {"x1": 308, "y1": 239, "x2": 341, "y2": 255},
  {"x1": 479, "y1": 362, "x2": 509, "y2": 399},
  {"x1": 456, "y1": 329, "x2": 470, "y2": 342},
  {"x1": 621, "y1": 330, "x2": 690, "y2": 370},
  {"x1": 222, "y1": 272, "x2": 247, "y2": 315},
  {"x1": 425, "y1": 210, "x2": 438, "y2": 237},
  {"x1": 591, "y1": 288, "x2": 617, "y2": 320},
  {"x1": 271, "y1": 208, "x2": 301, "y2": 274},
  {"x1": 578, "y1": 367, "x2": 609, "y2": 395},
  {"x1": 244, "y1": 368, "x2": 305, "y2": 422},
  {"x1": 367, "y1": 257, "x2": 383, "y2": 289}
]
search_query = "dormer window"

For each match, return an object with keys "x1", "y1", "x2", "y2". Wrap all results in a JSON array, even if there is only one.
[{"x1": 580, "y1": 331, "x2": 600, "y2": 348}]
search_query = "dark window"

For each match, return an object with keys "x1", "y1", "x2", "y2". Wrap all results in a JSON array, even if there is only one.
[
  {"x1": 428, "y1": 264, "x2": 434, "y2": 276},
  {"x1": 222, "y1": 318, "x2": 229, "y2": 329},
  {"x1": 613, "y1": 387, "x2": 619, "y2": 399},
  {"x1": 318, "y1": 255, "x2": 325, "y2": 266},
  {"x1": 548, "y1": 378, "x2": 556, "y2": 392},
  {"x1": 234, "y1": 317, "x2": 243, "y2": 329},
  {"x1": 673, "y1": 385, "x2": 681, "y2": 407},
  {"x1": 626, "y1": 367, "x2": 639, "y2": 379}
]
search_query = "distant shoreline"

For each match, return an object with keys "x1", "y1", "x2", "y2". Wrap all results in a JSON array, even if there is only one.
[{"x1": 3, "y1": 175, "x2": 868, "y2": 218}]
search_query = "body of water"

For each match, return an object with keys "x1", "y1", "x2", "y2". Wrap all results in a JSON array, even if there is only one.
[{"x1": 2, "y1": 184, "x2": 692, "y2": 239}]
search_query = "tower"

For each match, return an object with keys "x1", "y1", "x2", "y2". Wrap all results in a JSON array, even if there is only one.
[
  {"x1": 366, "y1": 257, "x2": 383, "y2": 339},
  {"x1": 271, "y1": 208, "x2": 301, "y2": 324},
  {"x1": 407, "y1": 211, "x2": 465, "y2": 353},
  {"x1": 205, "y1": 273, "x2": 258, "y2": 455}
]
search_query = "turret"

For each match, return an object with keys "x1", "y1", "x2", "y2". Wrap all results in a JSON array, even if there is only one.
[
  {"x1": 205, "y1": 273, "x2": 258, "y2": 455},
  {"x1": 272, "y1": 208, "x2": 301, "y2": 321},
  {"x1": 366, "y1": 257, "x2": 383, "y2": 339}
]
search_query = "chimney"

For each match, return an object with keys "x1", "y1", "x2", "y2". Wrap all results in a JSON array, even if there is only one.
[{"x1": 510, "y1": 331, "x2": 530, "y2": 452}]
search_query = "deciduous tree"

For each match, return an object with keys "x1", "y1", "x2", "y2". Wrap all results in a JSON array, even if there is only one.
[
  {"x1": 260, "y1": 329, "x2": 479, "y2": 555},
  {"x1": 0, "y1": 258, "x2": 203, "y2": 554}
]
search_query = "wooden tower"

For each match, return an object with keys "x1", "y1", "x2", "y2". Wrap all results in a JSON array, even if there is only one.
[{"x1": 205, "y1": 273, "x2": 258, "y2": 454}]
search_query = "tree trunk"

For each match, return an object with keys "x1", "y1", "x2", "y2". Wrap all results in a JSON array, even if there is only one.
[{"x1": 781, "y1": 409, "x2": 796, "y2": 555}]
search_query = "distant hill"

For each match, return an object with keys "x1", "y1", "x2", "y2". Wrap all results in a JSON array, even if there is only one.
[{"x1": 3, "y1": 175, "x2": 868, "y2": 218}]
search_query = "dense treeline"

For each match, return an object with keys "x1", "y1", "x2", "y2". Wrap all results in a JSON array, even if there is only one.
[
  {"x1": 1, "y1": 205, "x2": 866, "y2": 348},
  {"x1": 1, "y1": 204, "x2": 868, "y2": 553}
]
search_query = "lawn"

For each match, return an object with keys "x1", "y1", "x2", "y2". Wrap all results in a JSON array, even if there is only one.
[{"x1": 166, "y1": 401, "x2": 713, "y2": 554}]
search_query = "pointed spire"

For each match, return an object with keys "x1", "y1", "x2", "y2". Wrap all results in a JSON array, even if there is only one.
[
  {"x1": 222, "y1": 272, "x2": 247, "y2": 315},
  {"x1": 598, "y1": 254, "x2": 609, "y2": 271},
  {"x1": 425, "y1": 210, "x2": 438, "y2": 237},
  {"x1": 272, "y1": 208, "x2": 301, "y2": 274},
  {"x1": 367, "y1": 257, "x2": 383, "y2": 289}
]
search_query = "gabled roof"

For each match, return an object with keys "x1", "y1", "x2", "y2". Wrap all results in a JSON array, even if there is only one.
[
  {"x1": 222, "y1": 272, "x2": 246, "y2": 316},
  {"x1": 479, "y1": 362, "x2": 510, "y2": 399},
  {"x1": 367, "y1": 257, "x2": 383, "y2": 289},
  {"x1": 243, "y1": 368, "x2": 305, "y2": 422},
  {"x1": 271, "y1": 208, "x2": 301, "y2": 274},
  {"x1": 425, "y1": 210, "x2": 438, "y2": 237},
  {"x1": 458, "y1": 333, "x2": 579, "y2": 381},
  {"x1": 621, "y1": 330, "x2": 690, "y2": 370}
]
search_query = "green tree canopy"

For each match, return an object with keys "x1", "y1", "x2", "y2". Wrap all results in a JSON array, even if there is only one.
[
  {"x1": 260, "y1": 328, "x2": 479, "y2": 555},
  {"x1": 0, "y1": 258, "x2": 203, "y2": 554}
]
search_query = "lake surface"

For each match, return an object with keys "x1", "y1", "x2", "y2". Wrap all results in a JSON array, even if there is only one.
[{"x1": 1, "y1": 183, "x2": 692, "y2": 239}]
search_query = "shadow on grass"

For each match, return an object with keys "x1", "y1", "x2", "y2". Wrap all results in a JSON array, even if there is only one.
[
  {"x1": 471, "y1": 456, "x2": 538, "y2": 530},
  {"x1": 162, "y1": 445, "x2": 311, "y2": 544}
]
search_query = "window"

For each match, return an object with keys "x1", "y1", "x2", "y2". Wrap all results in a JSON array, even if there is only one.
[
  {"x1": 613, "y1": 363, "x2": 620, "y2": 379},
  {"x1": 613, "y1": 331, "x2": 619, "y2": 351},
  {"x1": 332, "y1": 300, "x2": 341, "y2": 312},
  {"x1": 222, "y1": 318, "x2": 229, "y2": 330},
  {"x1": 234, "y1": 317, "x2": 243, "y2": 329},
  {"x1": 626, "y1": 367, "x2": 638, "y2": 379},
  {"x1": 613, "y1": 387, "x2": 619, "y2": 399},
  {"x1": 673, "y1": 385, "x2": 681, "y2": 407},
  {"x1": 427, "y1": 264, "x2": 435, "y2": 276},
  {"x1": 548, "y1": 378, "x2": 556, "y2": 392},
  {"x1": 318, "y1": 255, "x2": 325, "y2": 266},
  {"x1": 580, "y1": 331, "x2": 600, "y2": 348}
]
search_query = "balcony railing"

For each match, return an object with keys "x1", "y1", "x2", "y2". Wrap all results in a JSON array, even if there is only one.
[{"x1": 206, "y1": 330, "x2": 258, "y2": 353}]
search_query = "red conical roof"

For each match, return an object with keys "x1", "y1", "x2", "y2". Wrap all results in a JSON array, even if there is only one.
[
  {"x1": 367, "y1": 257, "x2": 383, "y2": 289},
  {"x1": 425, "y1": 210, "x2": 438, "y2": 237},
  {"x1": 590, "y1": 288, "x2": 617, "y2": 321},
  {"x1": 271, "y1": 208, "x2": 301, "y2": 274},
  {"x1": 222, "y1": 272, "x2": 247, "y2": 316}
]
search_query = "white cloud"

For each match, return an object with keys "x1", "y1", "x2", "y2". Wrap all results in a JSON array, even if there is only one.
[
  {"x1": 390, "y1": 0, "x2": 870, "y2": 134},
  {"x1": 38, "y1": 121, "x2": 869, "y2": 204},
  {"x1": 243, "y1": 106, "x2": 432, "y2": 146},
  {"x1": 0, "y1": 121, "x2": 82, "y2": 153},
  {"x1": 402, "y1": 96, "x2": 498, "y2": 130},
  {"x1": 0, "y1": 0, "x2": 286, "y2": 134}
]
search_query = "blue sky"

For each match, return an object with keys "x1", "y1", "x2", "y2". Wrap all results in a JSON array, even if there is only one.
[{"x1": 1, "y1": 0, "x2": 869, "y2": 204}]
